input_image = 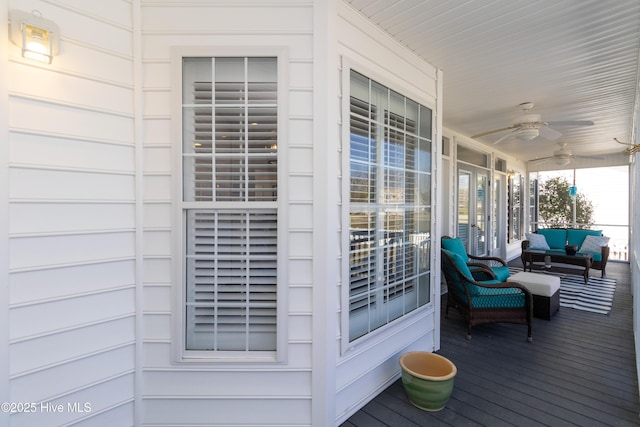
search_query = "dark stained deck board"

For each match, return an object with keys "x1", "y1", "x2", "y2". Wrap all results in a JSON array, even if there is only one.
[{"x1": 341, "y1": 261, "x2": 640, "y2": 426}]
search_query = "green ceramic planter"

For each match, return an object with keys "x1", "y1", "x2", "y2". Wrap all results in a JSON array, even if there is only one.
[{"x1": 399, "y1": 351, "x2": 457, "y2": 412}]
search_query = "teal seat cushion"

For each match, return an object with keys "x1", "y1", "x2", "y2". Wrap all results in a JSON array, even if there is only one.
[
  {"x1": 491, "y1": 265, "x2": 511, "y2": 282},
  {"x1": 546, "y1": 249, "x2": 565, "y2": 255},
  {"x1": 441, "y1": 238, "x2": 469, "y2": 262},
  {"x1": 567, "y1": 229, "x2": 602, "y2": 247},
  {"x1": 537, "y1": 229, "x2": 567, "y2": 249},
  {"x1": 471, "y1": 266, "x2": 510, "y2": 282},
  {"x1": 470, "y1": 286, "x2": 525, "y2": 308},
  {"x1": 577, "y1": 251, "x2": 602, "y2": 262},
  {"x1": 468, "y1": 268, "x2": 494, "y2": 282}
]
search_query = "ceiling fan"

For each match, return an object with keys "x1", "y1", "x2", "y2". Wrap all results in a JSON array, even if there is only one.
[
  {"x1": 529, "y1": 142, "x2": 601, "y2": 166},
  {"x1": 471, "y1": 102, "x2": 595, "y2": 144}
]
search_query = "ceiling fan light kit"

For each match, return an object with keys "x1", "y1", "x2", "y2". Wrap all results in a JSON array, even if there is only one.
[{"x1": 517, "y1": 128, "x2": 539, "y2": 141}]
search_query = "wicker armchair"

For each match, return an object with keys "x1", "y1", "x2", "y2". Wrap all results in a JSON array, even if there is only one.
[
  {"x1": 441, "y1": 248, "x2": 533, "y2": 342},
  {"x1": 441, "y1": 236, "x2": 511, "y2": 282}
]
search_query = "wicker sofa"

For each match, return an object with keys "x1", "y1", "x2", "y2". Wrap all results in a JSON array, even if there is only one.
[{"x1": 521, "y1": 228, "x2": 610, "y2": 277}]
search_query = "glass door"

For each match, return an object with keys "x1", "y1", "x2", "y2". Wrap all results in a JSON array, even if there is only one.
[
  {"x1": 457, "y1": 167, "x2": 489, "y2": 256},
  {"x1": 493, "y1": 173, "x2": 507, "y2": 259}
]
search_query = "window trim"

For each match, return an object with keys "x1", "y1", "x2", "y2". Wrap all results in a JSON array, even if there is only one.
[
  {"x1": 340, "y1": 59, "x2": 437, "y2": 356},
  {"x1": 171, "y1": 46, "x2": 289, "y2": 364}
]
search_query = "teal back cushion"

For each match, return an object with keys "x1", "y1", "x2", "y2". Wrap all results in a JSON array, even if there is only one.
[
  {"x1": 442, "y1": 249, "x2": 473, "y2": 278},
  {"x1": 537, "y1": 229, "x2": 566, "y2": 249},
  {"x1": 441, "y1": 238, "x2": 469, "y2": 262},
  {"x1": 567, "y1": 229, "x2": 602, "y2": 247},
  {"x1": 443, "y1": 249, "x2": 487, "y2": 296}
]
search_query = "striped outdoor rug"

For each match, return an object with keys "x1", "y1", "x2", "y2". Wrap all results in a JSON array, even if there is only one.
[{"x1": 508, "y1": 267, "x2": 617, "y2": 315}]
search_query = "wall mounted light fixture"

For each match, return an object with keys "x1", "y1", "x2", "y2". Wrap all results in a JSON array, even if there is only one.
[{"x1": 9, "y1": 10, "x2": 59, "y2": 63}]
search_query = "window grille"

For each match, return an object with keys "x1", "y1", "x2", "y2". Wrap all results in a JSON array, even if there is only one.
[
  {"x1": 182, "y1": 57, "x2": 278, "y2": 352},
  {"x1": 348, "y1": 70, "x2": 432, "y2": 342}
]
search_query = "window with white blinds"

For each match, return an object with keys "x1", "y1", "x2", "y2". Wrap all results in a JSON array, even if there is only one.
[
  {"x1": 182, "y1": 57, "x2": 278, "y2": 352},
  {"x1": 348, "y1": 70, "x2": 432, "y2": 342}
]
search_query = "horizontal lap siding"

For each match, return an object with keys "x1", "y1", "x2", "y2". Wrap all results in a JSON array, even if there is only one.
[
  {"x1": 7, "y1": 0, "x2": 136, "y2": 425},
  {"x1": 142, "y1": 399, "x2": 310, "y2": 426},
  {"x1": 10, "y1": 374, "x2": 135, "y2": 427},
  {"x1": 334, "y1": 3, "x2": 440, "y2": 424},
  {"x1": 140, "y1": 1, "x2": 315, "y2": 426}
]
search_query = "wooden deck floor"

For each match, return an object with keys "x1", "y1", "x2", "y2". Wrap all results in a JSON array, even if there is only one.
[{"x1": 341, "y1": 261, "x2": 639, "y2": 427}]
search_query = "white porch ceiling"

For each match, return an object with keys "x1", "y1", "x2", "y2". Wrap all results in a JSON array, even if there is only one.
[{"x1": 345, "y1": 0, "x2": 640, "y2": 166}]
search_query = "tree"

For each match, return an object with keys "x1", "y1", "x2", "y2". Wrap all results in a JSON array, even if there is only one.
[{"x1": 538, "y1": 176, "x2": 595, "y2": 228}]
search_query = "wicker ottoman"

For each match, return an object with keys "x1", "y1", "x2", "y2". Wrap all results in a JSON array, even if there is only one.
[{"x1": 508, "y1": 272, "x2": 561, "y2": 320}]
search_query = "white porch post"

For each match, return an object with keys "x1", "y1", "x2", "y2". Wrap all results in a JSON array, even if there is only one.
[{"x1": 312, "y1": 0, "x2": 339, "y2": 425}]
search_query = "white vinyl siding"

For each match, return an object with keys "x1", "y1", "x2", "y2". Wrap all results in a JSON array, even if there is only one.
[
  {"x1": 181, "y1": 57, "x2": 278, "y2": 353},
  {"x1": 6, "y1": 2, "x2": 137, "y2": 425},
  {"x1": 347, "y1": 70, "x2": 433, "y2": 342}
]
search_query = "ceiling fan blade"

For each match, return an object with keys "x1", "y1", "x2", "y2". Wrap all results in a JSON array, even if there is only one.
[
  {"x1": 538, "y1": 126, "x2": 562, "y2": 140},
  {"x1": 471, "y1": 126, "x2": 517, "y2": 139},
  {"x1": 492, "y1": 129, "x2": 518, "y2": 144},
  {"x1": 528, "y1": 156, "x2": 553, "y2": 165},
  {"x1": 546, "y1": 120, "x2": 594, "y2": 126}
]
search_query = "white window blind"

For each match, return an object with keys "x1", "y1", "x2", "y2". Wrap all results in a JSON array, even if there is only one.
[
  {"x1": 182, "y1": 57, "x2": 278, "y2": 352},
  {"x1": 348, "y1": 70, "x2": 432, "y2": 342}
]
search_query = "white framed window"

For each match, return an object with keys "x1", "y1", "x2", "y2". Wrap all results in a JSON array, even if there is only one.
[
  {"x1": 344, "y1": 69, "x2": 433, "y2": 345},
  {"x1": 177, "y1": 54, "x2": 283, "y2": 360}
]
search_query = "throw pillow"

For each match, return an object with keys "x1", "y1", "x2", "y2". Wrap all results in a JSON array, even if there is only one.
[
  {"x1": 525, "y1": 232, "x2": 550, "y2": 250},
  {"x1": 567, "y1": 229, "x2": 602, "y2": 247},
  {"x1": 579, "y1": 235, "x2": 610, "y2": 253}
]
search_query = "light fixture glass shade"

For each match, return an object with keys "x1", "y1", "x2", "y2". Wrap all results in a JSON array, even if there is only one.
[
  {"x1": 23, "y1": 23, "x2": 53, "y2": 63},
  {"x1": 9, "y1": 10, "x2": 59, "y2": 63},
  {"x1": 517, "y1": 128, "x2": 539, "y2": 141}
]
